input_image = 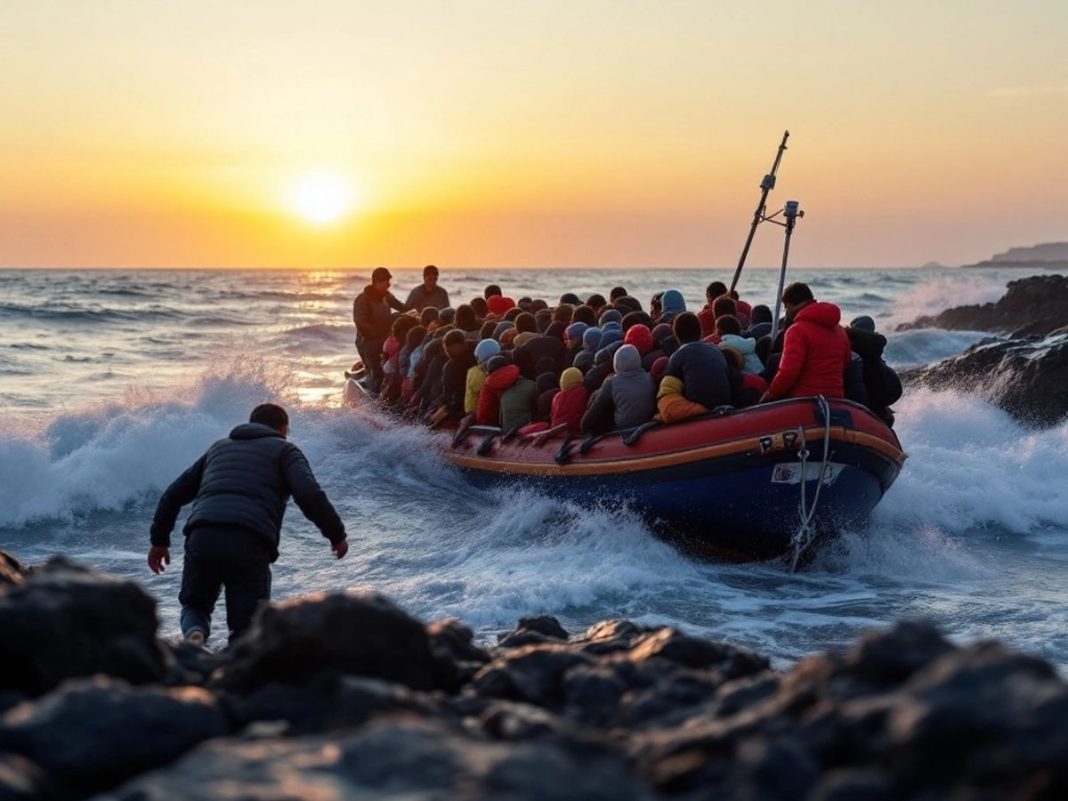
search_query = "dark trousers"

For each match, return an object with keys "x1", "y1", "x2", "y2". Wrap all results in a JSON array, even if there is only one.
[
  {"x1": 179, "y1": 526, "x2": 272, "y2": 644},
  {"x1": 356, "y1": 337, "x2": 385, "y2": 394}
]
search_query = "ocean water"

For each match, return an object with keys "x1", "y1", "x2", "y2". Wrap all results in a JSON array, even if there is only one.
[{"x1": 2, "y1": 266, "x2": 1066, "y2": 666}]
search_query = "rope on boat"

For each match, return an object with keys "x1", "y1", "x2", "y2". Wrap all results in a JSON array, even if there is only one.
[{"x1": 788, "y1": 395, "x2": 832, "y2": 572}]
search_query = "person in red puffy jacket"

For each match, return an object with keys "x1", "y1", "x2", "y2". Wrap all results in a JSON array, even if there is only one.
[
  {"x1": 476, "y1": 355, "x2": 521, "y2": 425},
  {"x1": 761, "y1": 283, "x2": 852, "y2": 402}
]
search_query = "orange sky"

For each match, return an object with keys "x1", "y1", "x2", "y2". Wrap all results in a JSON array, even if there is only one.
[{"x1": 2, "y1": 1, "x2": 1066, "y2": 268}]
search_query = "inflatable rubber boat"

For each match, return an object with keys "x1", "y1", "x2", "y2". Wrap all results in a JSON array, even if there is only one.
[{"x1": 344, "y1": 373, "x2": 905, "y2": 563}]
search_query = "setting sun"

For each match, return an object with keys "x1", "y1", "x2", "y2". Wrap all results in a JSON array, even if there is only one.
[{"x1": 289, "y1": 171, "x2": 353, "y2": 224}]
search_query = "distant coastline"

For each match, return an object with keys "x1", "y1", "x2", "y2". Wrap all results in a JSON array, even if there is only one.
[{"x1": 962, "y1": 241, "x2": 1068, "y2": 269}]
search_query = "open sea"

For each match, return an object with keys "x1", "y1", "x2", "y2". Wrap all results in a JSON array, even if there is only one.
[{"x1": 1, "y1": 266, "x2": 1066, "y2": 665}]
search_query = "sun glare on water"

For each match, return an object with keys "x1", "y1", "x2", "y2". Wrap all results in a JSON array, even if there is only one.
[{"x1": 289, "y1": 171, "x2": 353, "y2": 224}]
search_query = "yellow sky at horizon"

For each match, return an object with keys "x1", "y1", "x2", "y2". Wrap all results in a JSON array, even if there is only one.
[{"x1": 2, "y1": 1, "x2": 1066, "y2": 268}]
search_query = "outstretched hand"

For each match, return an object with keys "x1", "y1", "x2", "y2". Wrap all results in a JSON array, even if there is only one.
[
  {"x1": 147, "y1": 546, "x2": 171, "y2": 575},
  {"x1": 332, "y1": 539, "x2": 349, "y2": 560}
]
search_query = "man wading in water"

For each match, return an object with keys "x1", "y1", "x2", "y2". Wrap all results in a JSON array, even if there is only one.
[{"x1": 147, "y1": 403, "x2": 348, "y2": 646}]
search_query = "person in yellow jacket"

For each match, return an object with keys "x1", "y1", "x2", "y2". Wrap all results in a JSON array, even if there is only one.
[
  {"x1": 466, "y1": 338, "x2": 501, "y2": 414},
  {"x1": 655, "y1": 375, "x2": 708, "y2": 424}
]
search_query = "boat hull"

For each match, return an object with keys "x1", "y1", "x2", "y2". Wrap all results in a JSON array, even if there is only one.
[{"x1": 345, "y1": 377, "x2": 904, "y2": 560}]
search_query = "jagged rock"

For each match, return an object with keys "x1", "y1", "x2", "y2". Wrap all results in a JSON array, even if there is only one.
[
  {"x1": 625, "y1": 628, "x2": 769, "y2": 677},
  {"x1": 898, "y1": 274, "x2": 1068, "y2": 337},
  {"x1": 0, "y1": 551, "x2": 29, "y2": 588},
  {"x1": 909, "y1": 330, "x2": 1068, "y2": 426},
  {"x1": 214, "y1": 592, "x2": 459, "y2": 694},
  {"x1": 224, "y1": 673, "x2": 440, "y2": 735},
  {"x1": 0, "y1": 677, "x2": 227, "y2": 797},
  {"x1": 428, "y1": 618, "x2": 492, "y2": 679},
  {"x1": 497, "y1": 615, "x2": 571, "y2": 649},
  {"x1": 97, "y1": 718, "x2": 652, "y2": 801},
  {"x1": 0, "y1": 753, "x2": 48, "y2": 801},
  {"x1": 472, "y1": 644, "x2": 596, "y2": 707},
  {"x1": 0, "y1": 558, "x2": 164, "y2": 696}
]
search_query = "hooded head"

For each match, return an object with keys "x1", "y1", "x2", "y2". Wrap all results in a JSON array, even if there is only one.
[
  {"x1": 595, "y1": 341, "x2": 622, "y2": 366},
  {"x1": 566, "y1": 322, "x2": 589, "y2": 344},
  {"x1": 559, "y1": 367, "x2": 583, "y2": 390},
  {"x1": 598, "y1": 328, "x2": 622, "y2": 351},
  {"x1": 660, "y1": 289, "x2": 686, "y2": 315},
  {"x1": 623, "y1": 324, "x2": 654, "y2": 356},
  {"x1": 492, "y1": 320, "x2": 514, "y2": 341},
  {"x1": 474, "y1": 338, "x2": 501, "y2": 365},
  {"x1": 850, "y1": 315, "x2": 876, "y2": 333},
  {"x1": 438, "y1": 307, "x2": 456, "y2": 326},
  {"x1": 599, "y1": 309, "x2": 622, "y2": 327},
  {"x1": 614, "y1": 296, "x2": 642, "y2": 315},
  {"x1": 657, "y1": 375, "x2": 684, "y2": 399},
  {"x1": 613, "y1": 343, "x2": 642, "y2": 374},
  {"x1": 573, "y1": 350, "x2": 595, "y2": 373},
  {"x1": 515, "y1": 312, "x2": 538, "y2": 334},
  {"x1": 582, "y1": 326, "x2": 603, "y2": 352},
  {"x1": 485, "y1": 354, "x2": 510, "y2": 374},
  {"x1": 650, "y1": 355, "x2": 669, "y2": 383}
]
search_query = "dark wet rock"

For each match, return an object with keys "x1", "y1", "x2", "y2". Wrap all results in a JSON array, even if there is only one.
[
  {"x1": 572, "y1": 619, "x2": 653, "y2": 656},
  {"x1": 908, "y1": 330, "x2": 1068, "y2": 426},
  {"x1": 898, "y1": 274, "x2": 1068, "y2": 337},
  {"x1": 808, "y1": 769, "x2": 892, "y2": 801},
  {"x1": 0, "y1": 558, "x2": 164, "y2": 696},
  {"x1": 0, "y1": 551, "x2": 29, "y2": 588},
  {"x1": 625, "y1": 627, "x2": 769, "y2": 677},
  {"x1": 224, "y1": 673, "x2": 440, "y2": 735},
  {"x1": 428, "y1": 618, "x2": 492, "y2": 680},
  {"x1": 214, "y1": 592, "x2": 458, "y2": 694},
  {"x1": 0, "y1": 753, "x2": 49, "y2": 801},
  {"x1": 98, "y1": 718, "x2": 652, "y2": 801},
  {"x1": 472, "y1": 644, "x2": 596, "y2": 707},
  {"x1": 0, "y1": 677, "x2": 227, "y2": 797},
  {"x1": 0, "y1": 552, "x2": 1065, "y2": 801},
  {"x1": 497, "y1": 615, "x2": 571, "y2": 649},
  {"x1": 886, "y1": 641, "x2": 1068, "y2": 790}
]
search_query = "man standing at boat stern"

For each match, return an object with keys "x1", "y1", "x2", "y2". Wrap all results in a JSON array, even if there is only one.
[
  {"x1": 353, "y1": 267, "x2": 410, "y2": 394},
  {"x1": 147, "y1": 403, "x2": 348, "y2": 645}
]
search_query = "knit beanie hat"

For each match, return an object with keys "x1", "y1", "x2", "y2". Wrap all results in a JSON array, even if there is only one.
[
  {"x1": 474, "y1": 338, "x2": 501, "y2": 364},
  {"x1": 559, "y1": 367, "x2": 583, "y2": 391}
]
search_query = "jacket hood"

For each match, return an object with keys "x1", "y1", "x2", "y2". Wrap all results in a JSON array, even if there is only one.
[
  {"x1": 613, "y1": 343, "x2": 642, "y2": 373},
  {"x1": 582, "y1": 327, "x2": 603, "y2": 351},
  {"x1": 595, "y1": 341, "x2": 622, "y2": 366},
  {"x1": 624, "y1": 324, "x2": 654, "y2": 355},
  {"x1": 660, "y1": 289, "x2": 686, "y2": 314},
  {"x1": 795, "y1": 301, "x2": 842, "y2": 329},
  {"x1": 560, "y1": 367, "x2": 584, "y2": 390},
  {"x1": 719, "y1": 333, "x2": 756, "y2": 354},
  {"x1": 230, "y1": 422, "x2": 284, "y2": 440},
  {"x1": 474, "y1": 338, "x2": 502, "y2": 364},
  {"x1": 485, "y1": 363, "x2": 521, "y2": 390},
  {"x1": 847, "y1": 327, "x2": 888, "y2": 358},
  {"x1": 657, "y1": 375, "x2": 684, "y2": 398}
]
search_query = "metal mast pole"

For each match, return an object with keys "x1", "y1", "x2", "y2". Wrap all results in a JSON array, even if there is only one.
[
  {"x1": 728, "y1": 130, "x2": 790, "y2": 295},
  {"x1": 769, "y1": 200, "x2": 802, "y2": 344}
]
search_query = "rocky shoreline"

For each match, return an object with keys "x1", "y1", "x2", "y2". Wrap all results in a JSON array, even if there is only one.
[
  {"x1": 898, "y1": 274, "x2": 1068, "y2": 426},
  {"x1": 2, "y1": 552, "x2": 1066, "y2": 800}
]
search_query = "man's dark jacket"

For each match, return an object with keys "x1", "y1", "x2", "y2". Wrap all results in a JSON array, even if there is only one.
[
  {"x1": 150, "y1": 423, "x2": 345, "y2": 561},
  {"x1": 353, "y1": 285, "x2": 408, "y2": 342}
]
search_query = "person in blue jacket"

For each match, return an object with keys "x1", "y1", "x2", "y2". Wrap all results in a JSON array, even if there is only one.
[{"x1": 147, "y1": 403, "x2": 348, "y2": 646}]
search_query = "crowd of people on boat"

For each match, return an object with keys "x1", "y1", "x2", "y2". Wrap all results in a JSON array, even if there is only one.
[{"x1": 351, "y1": 265, "x2": 902, "y2": 436}]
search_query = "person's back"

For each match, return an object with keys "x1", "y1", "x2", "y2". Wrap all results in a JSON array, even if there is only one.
[
  {"x1": 148, "y1": 404, "x2": 346, "y2": 646},
  {"x1": 765, "y1": 293, "x2": 851, "y2": 400},
  {"x1": 608, "y1": 344, "x2": 655, "y2": 429},
  {"x1": 500, "y1": 376, "x2": 536, "y2": 431}
]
